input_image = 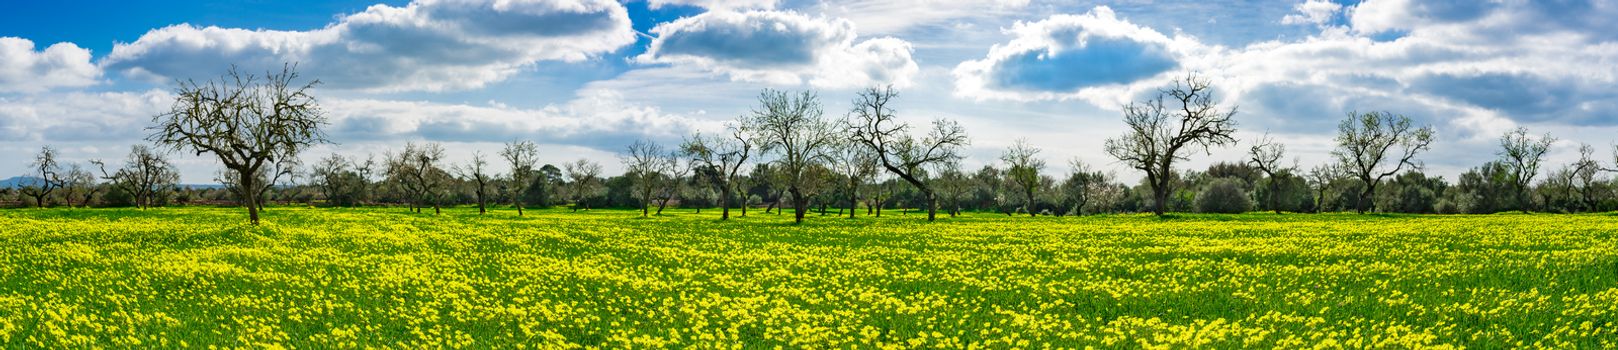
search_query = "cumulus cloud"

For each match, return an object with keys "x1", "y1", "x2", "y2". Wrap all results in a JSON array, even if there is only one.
[
  {"x1": 0, "y1": 37, "x2": 100, "y2": 93},
  {"x1": 1281, "y1": 0, "x2": 1343, "y2": 26},
  {"x1": 325, "y1": 89, "x2": 720, "y2": 150},
  {"x1": 100, "y1": 0, "x2": 635, "y2": 92},
  {"x1": 0, "y1": 90, "x2": 170, "y2": 142},
  {"x1": 648, "y1": 0, "x2": 778, "y2": 10},
  {"x1": 636, "y1": 10, "x2": 918, "y2": 88},
  {"x1": 953, "y1": 6, "x2": 1196, "y2": 102}
]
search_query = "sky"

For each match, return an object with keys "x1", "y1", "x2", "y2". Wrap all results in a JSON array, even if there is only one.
[{"x1": 2, "y1": 0, "x2": 1616, "y2": 184}]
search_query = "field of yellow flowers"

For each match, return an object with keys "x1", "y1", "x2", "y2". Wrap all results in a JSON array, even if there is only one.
[{"x1": 0, "y1": 207, "x2": 1614, "y2": 348}]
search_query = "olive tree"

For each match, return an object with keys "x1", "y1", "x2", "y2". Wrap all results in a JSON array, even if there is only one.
[
  {"x1": 846, "y1": 86, "x2": 969, "y2": 221},
  {"x1": 1247, "y1": 134, "x2": 1292, "y2": 214},
  {"x1": 745, "y1": 89, "x2": 838, "y2": 224},
  {"x1": 92, "y1": 145, "x2": 179, "y2": 209},
  {"x1": 148, "y1": 64, "x2": 327, "y2": 225},
  {"x1": 500, "y1": 140, "x2": 539, "y2": 216},
  {"x1": 1497, "y1": 127, "x2": 1554, "y2": 213},
  {"x1": 1331, "y1": 111, "x2": 1433, "y2": 214},
  {"x1": 1001, "y1": 139, "x2": 1045, "y2": 217},
  {"x1": 681, "y1": 125, "x2": 753, "y2": 220},
  {"x1": 18, "y1": 146, "x2": 64, "y2": 208},
  {"x1": 1103, "y1": 74, "x2": 1239, "y2": 216}
]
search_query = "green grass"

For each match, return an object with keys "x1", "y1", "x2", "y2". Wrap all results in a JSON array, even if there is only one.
[{"x1": 0, "y1": 206, "x2": 1614, "y2": 348}]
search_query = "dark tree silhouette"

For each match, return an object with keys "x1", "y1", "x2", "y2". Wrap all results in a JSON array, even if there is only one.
[
  {"x1": 148, "y1": 64, "x2": 327, "y2": 225},
  {"x1": 1104, "y1": 74, "x2": 1239, "y2": 216},
  {"x1": 846, "y1": 86, "x2": 969, "y2": 222}
]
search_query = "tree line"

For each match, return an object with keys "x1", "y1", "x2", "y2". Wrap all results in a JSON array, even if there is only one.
[{"x1": 9, "y1": 66, "x2": 1618, "y2": 224}]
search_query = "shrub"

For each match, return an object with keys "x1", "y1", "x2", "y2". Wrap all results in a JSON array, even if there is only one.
[{"x1": 1197, "y1": 178, "x2": 1252, "y2": 214}]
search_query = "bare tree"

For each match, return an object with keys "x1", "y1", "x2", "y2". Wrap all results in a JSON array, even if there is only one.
[
  {"x1": 564, "y1": 159, "x2": 603, "y2": 212},
  {"x1": 846, "y1": 86, "x2": 970, "y2": 221},
  {"x1": 623, "y1": 140, "x2": 666, "y2": 217},
  {"x1": 456, "y1": 151, "x2": 494, "y2": 215},
  {"x1": 654, "y1": 150, "x2": 689, "y2": 215},
  {"x1": 1565, "y1": 144, "x2": 1603, "y2": 212},
  {"x1": 1247, "y1": 133, "x2": 1292, "y2": 214},
  {"x1": 1001, "y1": 139, "x2": 1045, "y2": 217},
  {"x1": 681, "y1": 125, "x2": 753, "y2": 220},
  {"x1": 1059, "y1": 159, "x2": 1109, "y2": 216},
  {"x1": 148, "y1": 64, "x2": 327, "y2": 225},
  {"x1": 1498, "y1": 127, "x2": 1555, "y2": 213},
  {"x1": 745, "y1": 89, "x2": 838, "y2": 224},
  {"x1": 18, "y1": 146, "x2": 64, "y2": 208},
  {"x1": 61, "y1": 164, "x2": 97, "y2": 208},
  {"x1": 309, "y1": 153, "x2": 355, "y2": 207},
  {"x1": 1304, "y1": 163, "x2": 1341, "y2": 213},
  {"x1": 827, "y1": 139, "x2": 878, "y2": 218},
  {"x1": 500, "y1": 140, "x2": 539, "y2": 216},
  {"x1": 386, "y1": 142, "x2": 448, "y2": 215},
  {"x1": 92, "y1": 145, "x2": 179, "y2": 209},
  {"x1": 1103, "y1": 74, "x2": 1239, "y2": 215},
  {"x1": 935, "y1": 161, "x2": 971, "y2": 217},
  {"x1": 1331, "y1": 111, "x2": 1434, "y2": 214}
]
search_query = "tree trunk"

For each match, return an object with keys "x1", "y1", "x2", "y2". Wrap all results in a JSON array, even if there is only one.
[
  {"x1": 240, "y1": 171, "x2": 260, "y2": 225},
  {"x1": 925, "y1": 190, "x2": 937, "y2": 221},
  {"x1": 720, "y1": 186, "x2": 732, "y2": 220},
  {"x1": 517, "y1": 200, "x2": 525, "y2": 216},
  {"x1": 790, "y1": 187, "x2": 806, "y2": 224},
  {"x1": 1152, "y1": 187, "x2": 1168, "y2": 216},
  {"x1": 1270, "y1": 181, "x2": 1281, "y2": 215},
  {"x1": 1025, "y1": 189, "x2": 1037, "y2": 217},
  {"x1": 1357, "y1": 182, "x2": 1374, "y2": 214}
]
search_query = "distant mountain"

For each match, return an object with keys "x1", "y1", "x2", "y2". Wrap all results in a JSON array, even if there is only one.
[{"x1": 0, "y1": 176, "x2": 44, "y2": 189}]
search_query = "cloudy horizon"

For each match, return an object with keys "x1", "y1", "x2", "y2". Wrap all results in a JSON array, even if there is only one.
[{"x1": 3, "y1": 0, "x2": 1616, "y2": 184}]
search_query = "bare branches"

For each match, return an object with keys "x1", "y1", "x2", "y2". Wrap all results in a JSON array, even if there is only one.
[
  {"x1": 1001, "y1": 139, "x2": 1045, "y2": 217},
  {"x1": 744, "y1": 89, "x2": 836, "y2": 224},
  {"x1": 501, "y1": 140, "x2": 540, "y2": 216},
  {"x1": 1104, "y1": 73, "x2": 1238, "y2": 215},
  {"x1": 1498, "y1": 127, "x2": 1555, "y2": 213},
  {"x1": 1331, "y1": 111, "x2": 1434, "y2": 213},
  {"x1": 845, "y1": 85, "x2": 969, "y2": 221},
  {"x1": 681, "y1": 123, "x2": 754, "y2": 219},
  {"x1": 147, "y1": 63, "x2": 328, "y2": 224}
]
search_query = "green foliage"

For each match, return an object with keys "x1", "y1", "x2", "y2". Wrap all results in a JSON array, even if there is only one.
[{"x1": 1195, "y1": 178, "x2": 1252, "y2": 213}]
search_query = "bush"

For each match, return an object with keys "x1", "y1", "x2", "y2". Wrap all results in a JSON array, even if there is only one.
[{"x1": 1196, "y1": 178, "x2": 1252, "y2": 214}]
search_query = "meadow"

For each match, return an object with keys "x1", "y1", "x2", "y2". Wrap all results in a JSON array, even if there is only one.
[{"x1": 0, "y1": 207, "x2": 1614, "y2": 348}]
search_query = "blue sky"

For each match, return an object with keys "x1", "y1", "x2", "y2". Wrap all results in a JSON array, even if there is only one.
[{"x1": 3, "y1": 0, "x2": 1617, "y2": 183}]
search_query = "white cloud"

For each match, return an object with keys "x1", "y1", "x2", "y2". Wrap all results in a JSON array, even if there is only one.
[
  {"x1": 0, "y1": 90, "x2": 170, "y2": 142},
  {"x1": 0, "y1": 37, "x2": 100, "y2": 93},
  {"x1": 1281, "y1": 0, "x2": 1343, "y2": 26},
  {"x1": 816, "y1": 0, "x2": 1030, "y2": 35},
  {"x1": 100, "y1": 0, "x2": 636, "y2": 92},
  {"x1": 637, "y1": 10, "x2": 918, "y2": 89},
  {"x1": 952, "y1": 6, "x2": 1201, "y2": 104},
  {"x1": 649, "y1": 0, "x2": 779, "y2": 10},
  {"x1": 325, "y1": 89, "x2": 721, "y2": 150}
]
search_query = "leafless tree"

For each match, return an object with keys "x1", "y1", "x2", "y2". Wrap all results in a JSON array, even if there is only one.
[
  {"x1": 654, "y1": 150, "x2": 689, "y2": 215},
  {"x1": 1248, "y1": 133, "x2": 1293, "y2": 214},
  {"x1": 18, "y1": 146, "x2": 64, "y2": 208},
  {"x1": 846, "y1": 86, "x2": 970, "y2": 221},
  {"x1": 1304, "y1": 163, "x2": 1341, "y2": 213},
  {"x1": 386, "y1": 142, "x2": 448, "y2": 215},
  {"x1": 147, "y1": 64, "x2": 328, "y2": 225},
  {"x1": 1059, "y1": 159, "x2": 1109, "y2": 216},
  {"x1": 92, "y1": 145, "x2": 179, "y2": 209},
  {"x1": 1001, "y1": 139, "x2": 1045, "y2": 217},
  {"x1": 1498, "y1": 127, "x2": 1555, "y2": 213},
  {"x1": 623, "y1": 139, "x2": 667, "y2": 217},
  {"x1": 61, "y1": 164, "x2": 97, "y2": 208},
  {"x1": 935, "y1": 161, "x2": 971, "y2": 217},
  {"x1": 456, "y1": 151, "x2": 494, "y2": 215},
  {"x1": 309, "y1": 153, "x2": 354, "y2": 206},
  {"x1": 827, "y1": 139, "x2": 878, "y2": 219},
  {"x1": 564, "y1": 159, "x2": 603, "y2": 212},
  {"x1": 744, "y1": 89, "x2": 837, "y2": 224},
  {"x1": 500, "y1": 140, "x2": 540, "y2": 216},
  {"x1": 1331, "y1": 111, "x2": 1434, "y2": 214},
  {"x1": 681, "y1": 125, "x2": 753, "y2": 220},
  {"x1": 1564, "y1": 144, "x2": 1603, "y2": 212},
  {"x1": 1103, "y1": 74, "x2": 1239, "y2": 215}
]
